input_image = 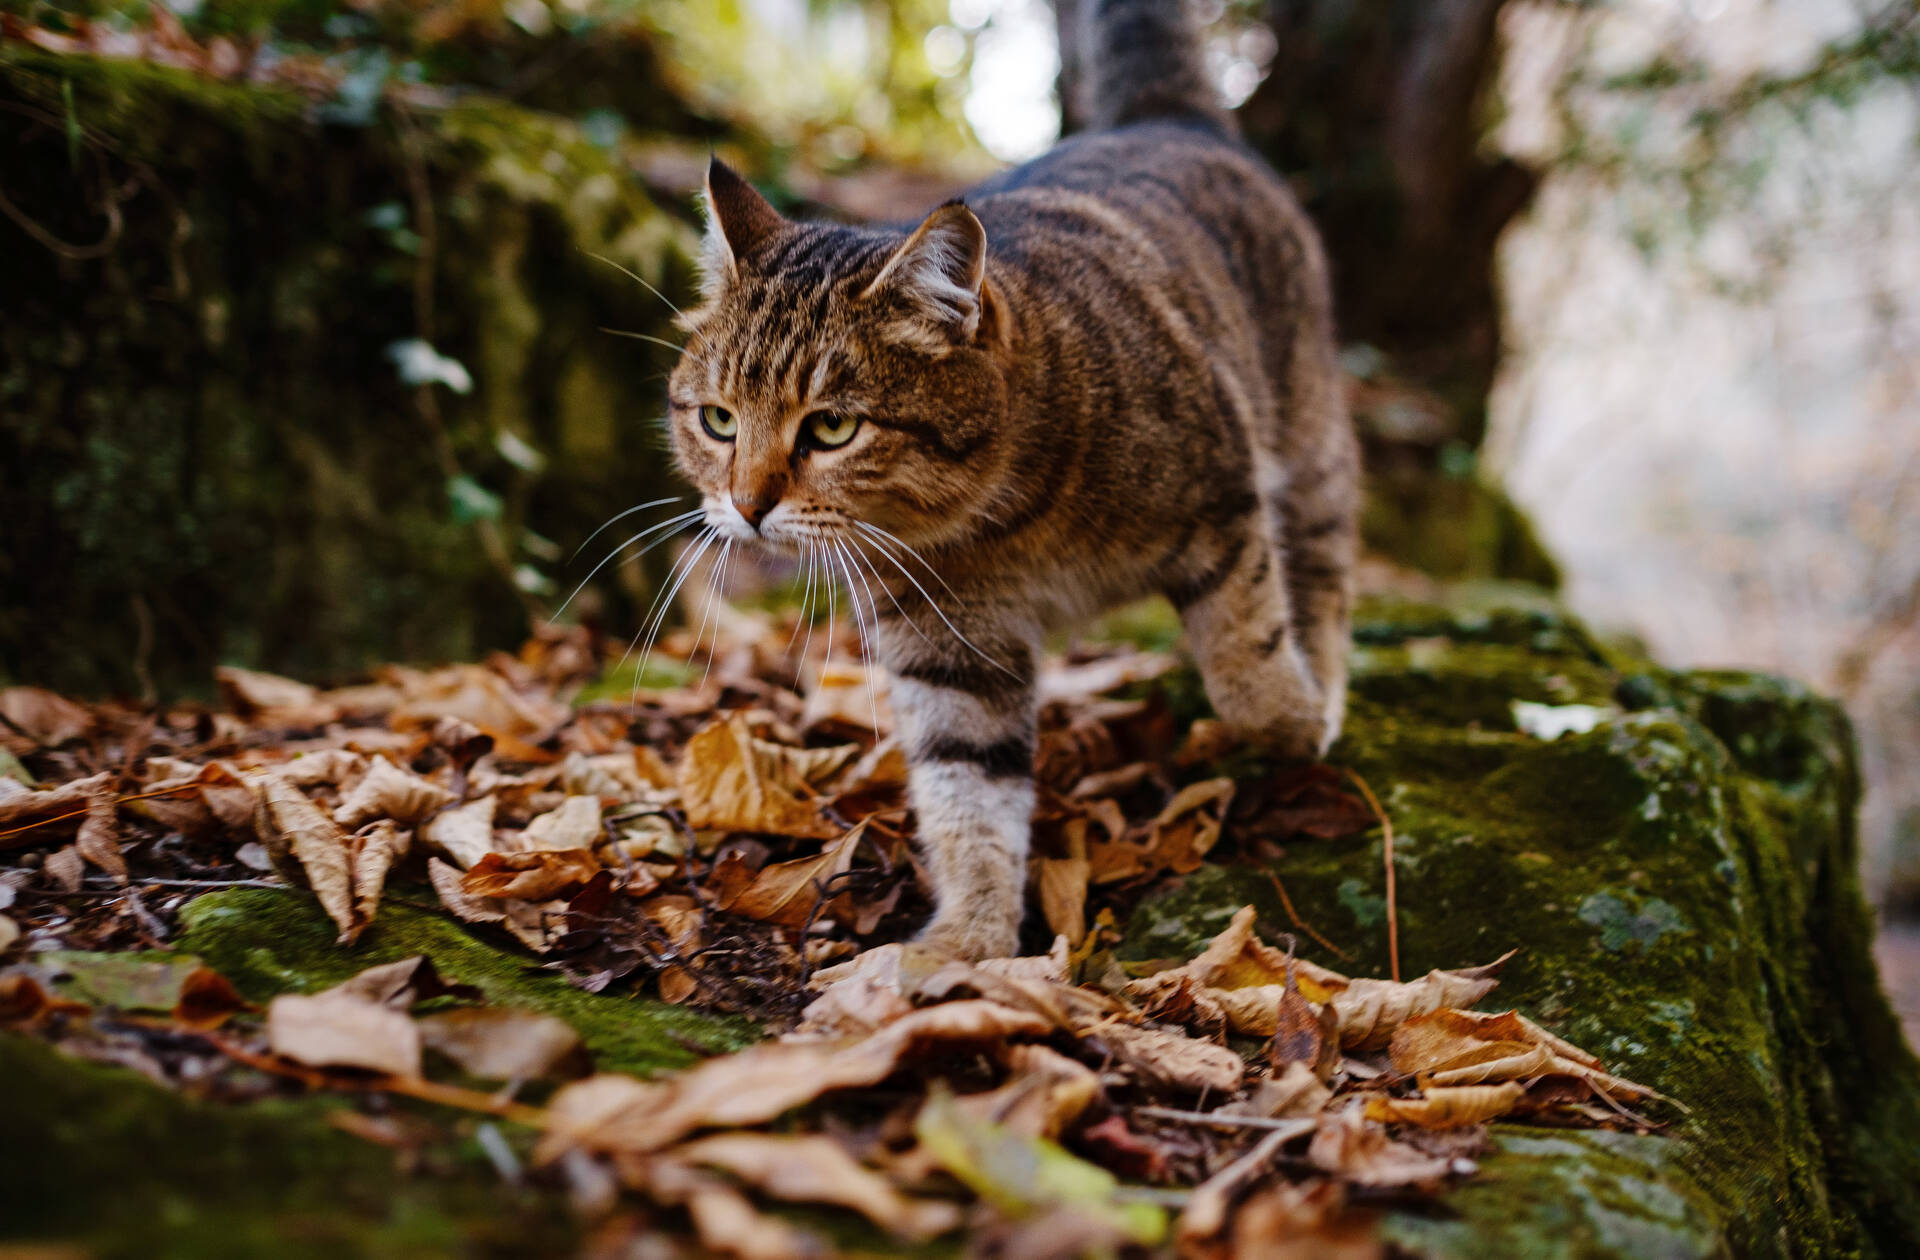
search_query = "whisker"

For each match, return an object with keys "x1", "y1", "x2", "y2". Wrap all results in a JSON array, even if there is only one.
[
  {"x1": 833, "y1": 541, "x2": 884, "y2": 736},
  {"x1": 624, "y1": 528, "x2": 718, "y2": 693},
  {"x1": 570, "y1": 495, "x2": 684, "y2": 563},
  {"x1": 583, "y1": 252, "x2": 710, "y2": 353},
  {"x1": 555, "y1": 509, "x2": 704, "y2": 619},
  {"x1": 848, "y1": 534, "x2": 936, "y2": 649},
  {"x1": 797, "y1": 543, "x2": 820, "y2": 679},
  {"x1": 853, "y1": 521, "x2": 964, "y2": 605},
  {"x1": 697, "y1": 539, "x2": 735, "y2": 690},
  {"x1": 786, "y1": 540, "x2": 816, "y2": 658},
  {"x1": 857, "y1": 533, "x2": 1017, "y2": 678},
  {"x1": 600, "y1": 328, "x2": 690, "y2": 355}
]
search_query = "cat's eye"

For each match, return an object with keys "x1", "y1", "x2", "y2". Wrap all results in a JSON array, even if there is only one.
[
  {"x1": 804, "y1": 411, "x2": 860, "y2": 450},
  {"x1": 699, "y1": 404, "x2": 737, "y2": 441}
]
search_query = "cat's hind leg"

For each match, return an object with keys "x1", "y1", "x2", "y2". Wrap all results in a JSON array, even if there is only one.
[{"x1": 1168, "y1": 520, "x2": 1327, "y2": 760}]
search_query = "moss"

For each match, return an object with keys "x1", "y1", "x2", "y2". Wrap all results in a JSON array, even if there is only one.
[
  {"x1": 176, "y1": 888, "x2": 753, "y2": 1075},
  {"x1": 0, "y1": 1033, "x2": 578, "y2": 1258},
  {"x1": 1120, "y1": 594, "x2": 1920, "y2": 1257}
]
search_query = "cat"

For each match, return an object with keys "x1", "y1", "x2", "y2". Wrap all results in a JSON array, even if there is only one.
[{"x1": 665, "y1": 0, "x2": 1358, "y2": 961}]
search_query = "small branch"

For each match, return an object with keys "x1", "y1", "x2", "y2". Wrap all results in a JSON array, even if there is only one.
[
  {"x1": 1131, "y1": 1106, "x2": 1320, "y2": 1137},
  {"x1": 1266, "y1": 871, "x2": 1353, "y2": 963},
  {"x1": 1344, "y1": 769, "x2": 1400, "y2": 983}
]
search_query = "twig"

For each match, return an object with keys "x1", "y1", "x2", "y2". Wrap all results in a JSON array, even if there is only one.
[
  {"x1": 203, "y1": 1032, "x2": 546, "y2": 1126},
  {"x1": 0, "y1": 784, "x2": 203, "y2": 846},
  {"x1": 1343, "y1": 769, "x2": 1400, "y2": 984},
  {"x1": 1265, "y1": 871, "x2": 1353, "y2": 963},
  {"x1": 1131, "y1": 1107, "x2": 1320, "y2": 1137}
]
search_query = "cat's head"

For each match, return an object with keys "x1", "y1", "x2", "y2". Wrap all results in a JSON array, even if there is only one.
[{"x1": 666, "y1": 159, "x2": 1012, "y2": 555}]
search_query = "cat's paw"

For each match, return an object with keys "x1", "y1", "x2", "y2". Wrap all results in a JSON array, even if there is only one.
[{"x1": 916, "y1": 911, "x2": 1021, "y2": 963}]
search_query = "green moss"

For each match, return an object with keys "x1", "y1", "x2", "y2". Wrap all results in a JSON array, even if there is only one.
[
  {"x1": 0, "y1": 1033, "x2": 577, "y2": 1258},
  {"x1": 177, "y1": 888, "x2": 755, "y2": 1075},
  {"x1": 1120, "y1": 595, "x2": 1920, "y2": 1257}
]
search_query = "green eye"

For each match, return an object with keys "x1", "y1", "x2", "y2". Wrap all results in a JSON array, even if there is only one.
[
  {"x1": 699, "y1": 404, "x2": 737, "y2": 440},
  {"x1": 805, "y1": 411, "x2": 860, "y2": 449}
]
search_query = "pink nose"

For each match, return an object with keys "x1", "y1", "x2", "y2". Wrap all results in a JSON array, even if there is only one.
[{"x1": 732, "y1": 494, "x2": 775, "y2": 530}]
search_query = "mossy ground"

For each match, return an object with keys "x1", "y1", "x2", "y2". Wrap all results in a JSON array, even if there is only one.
[{"x1": 1124, "y1": 591, "x2": 1920, "y2": 1257}]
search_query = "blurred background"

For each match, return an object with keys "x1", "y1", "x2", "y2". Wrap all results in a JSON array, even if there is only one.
[{"x1": 2, "y1": 0, "x2": 1915, "y2": 984}]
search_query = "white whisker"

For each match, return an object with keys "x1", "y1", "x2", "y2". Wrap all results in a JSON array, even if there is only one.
[
  {"x1": 626, "y1": 528, "x2": 719, "y2": 696},
  {"x1": 832, "y1": 541, "x2": 883, "y2": 736},
  {"x1": 697, "y1": 539, "x2": 735, "y2": 690},
  {"x1": 570, "y1": 496, "x2": 684, "y2": 563},
  {"x1": 600, "y1": 328, "x2": 690, "y2": 355},
  {"x1": 848, "y1": 533, "x2": 936, "y2": 649},
  {"x1": 584, "y1": 252, "x2": 710, "y2": 353},
  {"x1": 798, "y1": 543, "x2": 820, "y2": 678},
  {"x1": 555, "y1": 508, "x2": 704, "y2": 619},
  {"x1": 857, "y1": 532, "x2": 1017, "y2": 678},
  {"x1": 854, "y1": 521, "x2": 964, "y2": 605}
]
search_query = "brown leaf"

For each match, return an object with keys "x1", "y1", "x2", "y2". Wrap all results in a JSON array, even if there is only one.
[
  {"x1": 540, "y1": 1000, "x2": 1051, "y2": 1159},
  {"x1": 676, "y1": 714, "x2": 846, "y2": 839},
  {"x1": 1328, "y1": 953, "x2": 1515, "y2": 1051},
  {"x1": 0, "y1": 914, "x2": 18, "y2": 954},
  {"x1": 801, "y1": 661, "x2": 893, "y2": 736},
  {"x1": 332, "y1": 755, "x2": 455, "y2": 829},
  {"x1": 387, "y1": 663, "x2": 568, "y2": 738},
  {"x1": 1225, "y1": 1180, "x2": 1383, "y2": 1260},
  {"x1": 0, "y1": 971, "x2": 89, "y2": 1023},
  {"x1": 173, "y1": 967, "x2": 252, "y2": 1030},
  {"x1": 1270, "y1": 969, "x2": 1341, "y2": 1082},
  {"x1": 1123, "y1": 907, "x2": 1348, "y2": 1010},
  {"x1": 0, "y1": 686, "x2": 94, "y2": 746},
  {"x1": 1036, "y1": 855, "x2": 1090, "y2": 947},
  {"x1": 252, "y1": 773, "x2": 355, "y2": 938},
  {"x1": 330, "y1": 955, "x2": 479, "y2": 1010},
  {"x1": 75, "y1": 791, "x2": 126, "y2": 882},
  {"x1": 420, "y1": 796, "x2": 500, "y2": 869},
  {"x1": 1389, "y1": 1008, "x2": 1602, "y2": 1074},
  {"x1": 1364, "y1": 1083, "x2": 1525, "y2": 1129},
  {"x1": 268, "y1": 988, "x2": 421, "y2": 1076},
  {"x1": 1224, "y1": 1061, "x2": 1333, "y2": 1120},
  {"x1": 462, "y1": 849, "x2": 603, "y2": 901},
  {"x1": 1306, "y1": 1106, "x2": 1454, "y2": 1189},
  {"x1": 501, "y1": 898, "x2": 567, "y2": 954},
  {"x1": 950, "y1": 1043, "x2": 1100, "y2": 1141},
  {"x1": 417, "y1": 1007, "x2": 586, "y2": 1081},
  {"x1": 428, "y1": 856, "x2": 506, "y2": 923},
  {"x1": 1088, "y1": 778, "x2": 1233, "y2": 883},
  {"x1": 217, "y1": 665, "x2": 341, "y2": 726},
  {"x1": 676, "y1": 1133, "x2": 959, "y2": 1240},
  {"x1": 521, "y1": 795, "x2": 605, "y2": 850},
  {"x1": 1091, "y1": 1020, "x2": 1243, "y2": 1096},
  {"x1": 0, "y1": 772, "x2": 110, "y2": 832},
  {"x1": 44, "y1": 845, "x2": 84, "y2": 891},
  {"x1": 715, "y1": 824, "x2": 865, "y2": 928}
]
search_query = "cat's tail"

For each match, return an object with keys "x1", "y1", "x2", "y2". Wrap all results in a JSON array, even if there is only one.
[{"x1": 1072, "y1": 0, "x2": 1229, "y2": 133}]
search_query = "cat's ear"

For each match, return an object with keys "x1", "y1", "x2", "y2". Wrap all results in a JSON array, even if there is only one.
[
  {"x1": 862, "y1": 201, "x2": 989, "y2": 347},
  {"x1": 700, "y1": 156, "x2": 783, "y2": 292}
]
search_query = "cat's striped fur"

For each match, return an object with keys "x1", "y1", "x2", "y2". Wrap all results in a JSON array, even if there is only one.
[{"x1": 666, "y1": 0, "x2": 1358, "y2": 960}]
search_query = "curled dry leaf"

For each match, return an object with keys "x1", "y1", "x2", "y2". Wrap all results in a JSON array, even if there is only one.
[
  {"x1": 0, "y1": 686, "x2": 94, "y2": 746},
  {"x1": 1224, "y1": 1062, "x2": 1333, "y2": 1121},
  {"x1": 275, "y1": 749, "x2": 367, "y2": 789},
  {"x1": 428, "y1": 856, "x2": 506, "y2": 924},
  {"x1": 251, "y1": 773, "x2": 356, "y2": 940},
  {"x1": 714, "y1": 823, "x2": 865, "y2": 929},
  {"x1": 1130, "y1": 906, "x2": 1348, "y2": 1003},
  {"x1": 676, "y1": 1133, "x2": 959, "y2": 1240},
  {"x1": 1389, "y1": 1008, "x2": 1602, "y2": 1074},
  {"x1": 75, "y1": 791, "x2": 127, "y2": 882},
  {"x1": 1364, "y1": 1083, "x2": 1526, "y2": 1129},
  {"x1": 949, "y1": 1042, "x2": 1100, "y2": 1140},
  {"x1": 173, "y1": 966, "x2": 252, "y2": 1030},
  {"x1": 420, "y1": 796, "x2": 500, "y2": 868},
  {"x1": 333, "y1": 755, "x2": 455, "y2": 829},
  {"x1": 1088, "y1": 777, "x2": 1233, "y2": 883},
  {"x1": 1329, "y1": 952, "x2": 1515, "y2": 1051},
  {"x1": 416, "y1": 1007, "x2": 586, "y2": 1081},
  {"x1": 462, "y1": 849, "x2": 602, "y2": 901},
  {"x1": 1091, "y1": 1019, "x2": 1244, "y2": 1096},
  {"x1": 676, "y1": 715, "x2": 847, "y2": 839},
  {"x1": 1225, "y1": 1179, "x2": 1384, "y2": 1260},
  {"x1": 1270, "y1": 970, "x2": 1342, "y2": 1082},
  {"x1": 0, "y1": 772, "x2": 111, "y2": 833},
  {"x1": 216, "y1": 665, "x2": 340, "y2": 726},
  {"x1": 1306, "y1": 1106, "x2": 1454, "y2": 1190},
  {"x1": 44, "y1": 845, "x2": 85, "y2": 891},
  {"x1": 267, "y1": 988, "x2": 422, "y2": 1077}
]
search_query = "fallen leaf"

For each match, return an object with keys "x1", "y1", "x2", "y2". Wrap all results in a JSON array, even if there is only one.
[
  {"x1": 429, "y1": 855, "x2": 506, "y2": 923},
  {"x1": 715, "y1": 824, "x2": 865, "y2": 928},
  {"x1": 0, "y1": 772, "x2": 110, "y2": 830},
  {"x1": 251, "y1": 773, "x2": 355, "y2": 939},
  {"x1": 344, "y1": 819, "x2": 406, "y2": 942},
  {"x1": 217, "y1": 665, "x2": 340, "y2": 726},
  {"x1": 1088, "y1": 778, "x2": 1233, "y2": 883},
  {"x1": 173, "y1": 966, "x2": 252, "y2": 1029},
  {"x1": 1224, "y1": 1179, "x2": 1383, "y2": 1260},
  {"x1": 0, "y1": 915, "x2": 17, "y2": 953},
  {"x1": 1224, "y1": 1061, "x2": 1333, "y2": 1120},
  {"x1": 1389, "y1": 1007, "x2": 1602, "y2": 1074},
  {"x1": 420, "y1": 796, "x2": 501, "y2": 868},
  {"x1": 949, "y1": 1043, "x2": 1101, "y2": 1140},
  {"x1": 462, "y1": 849, "x2": 603, "y2": 901},
  {"x1": 677, "y1": 715, "x2": 846, "y2": 839},
  {"x1": 1270, "y1": 967, "x2": 1341, "y2": 1082},
  {"x1": 522, "y1": 795, "x2": 605, "y2": 850},
  {"x1": 0, "y1": 971, "x2": 90, "y2": 1023},
  {"x1": 1090, "y1": 1019, "x2": 1243, "y2": 1096},
  {"x1": 75, "y1": 791, "x2": 126, "y2": 882},
  {"x1": 268, "y1": 988, "x2": 421, "y2": 1076},
  {"x1": 417, "y1": 1007, "x2": 586, "y2": 1081},
  {"x1": 0, "y1": 686, "x2": 93, "y2": 746},
  {"x1": 333, "y1": 755, "x2": 455, "y2": 828},
  {"x1": 1364, "y1": 1083, "x2": 1526, "y2": 1128},
  {"x1": 801, "y1": 661, "x2": 893, "y2": 736},
  {"x1": 1328, "y1": 953, "x2": 1515, "y2": 1051},
  {"x1": 330, "y1": 956, "x2": 480, "y2": 1009},
  {"x1": 44, "y1": 845, "x2": 84, "y2": 891},
  {"x1": 276, "y1": 749, "x2": 367, "y2": 788},
  {"x1": 1306, "y1": 1106, "x2": 1453, "y2": 1189},
  {"x1": 676, "y1": 1133, "x2": 958, "y2": 1239},
  {"x1": 501, "y1": 899, "x2": 568, "y2": 954}
]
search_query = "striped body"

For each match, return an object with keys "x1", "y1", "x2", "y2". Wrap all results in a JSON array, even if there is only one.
[{"x1": 666, "y1": 1, "x2": 1357, "y2": 959}]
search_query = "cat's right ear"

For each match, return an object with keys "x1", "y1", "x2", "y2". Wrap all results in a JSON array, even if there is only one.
[{"x1": 700, "y1": 157, "x2": 784, "y2": 294}]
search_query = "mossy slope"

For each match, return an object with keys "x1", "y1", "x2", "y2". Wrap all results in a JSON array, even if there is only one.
[{"x1": 1126, "y1": 591, "x2": 1920, "y2": 1257}]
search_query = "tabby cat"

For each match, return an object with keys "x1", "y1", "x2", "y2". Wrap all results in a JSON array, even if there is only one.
[{"x1": 665, "y1": 0, "x2": 1358, "y2": 960}]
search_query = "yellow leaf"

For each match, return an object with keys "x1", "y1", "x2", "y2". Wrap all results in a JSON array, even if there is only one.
[
  {"x1": 1365, "y1": 1082, "x2": 1526, "y2": 1128},
  {"x1": 676, "y1": 714, "x2": 850, "y2": 838}
]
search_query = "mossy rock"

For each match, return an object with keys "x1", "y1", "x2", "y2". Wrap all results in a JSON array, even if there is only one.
[
  {"x1": 1126, "y1": 591, "x2": 1920, "y2": 1257},
  {"x1": 0, "y1": 49, "x2": 698, "y2": 698}
]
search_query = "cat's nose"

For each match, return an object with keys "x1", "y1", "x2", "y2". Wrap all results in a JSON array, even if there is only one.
[{"x1": 732, "y1": 493, "x2": 776, "y2": 531}]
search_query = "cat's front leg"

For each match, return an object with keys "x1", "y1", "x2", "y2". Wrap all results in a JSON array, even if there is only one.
[{"x1": 879, "y1": 619, "x2": 1037, "y2": 961}]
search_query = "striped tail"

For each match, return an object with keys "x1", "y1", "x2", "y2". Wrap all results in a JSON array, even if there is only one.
[{"x1": 1074, "y1": 0, "x2": 1229, "y2": 133}]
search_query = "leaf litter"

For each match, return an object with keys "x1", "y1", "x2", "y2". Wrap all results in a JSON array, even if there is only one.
[{"x1": 0, "y1": 608, "x2": 1671, "y2": 1254}]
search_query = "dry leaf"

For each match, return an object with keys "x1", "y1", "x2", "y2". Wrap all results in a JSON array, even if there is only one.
[
  {"x1": 462, "y1": 849, "x2": 603, "y2": 901},
  {"x1": 1271, "y1": 970, "x2": 1341, "y2": 1082},
  {"x1": 0, "y1": 914, "x2": 18, "y2": 953},
  {"x1": 251, "y1": 774, "x2": 355, "y2": 940},
  {"x1": 0, "y1": 772, "x2": 110, "y2": 829},
  {"x1": 1088, "y1": 778, "x2": 1233, "y2": 883},
  {"x1": 1225, "y1": 1061, "x2": 1333, "y2": 1120},
  {"x1": 1129, "y1": 906, "x2": 1348, "y2": 1004},
  {"x1": 75, "y1": 791, "x2": 126, "y2": 882},
  {"x1": 1364, "y1": 1083, "x2": 1526, "y2": 1128},
  {"x1": 1091, "y1": 1019, "x2": 1243, "y2": 1095},
  {"x1": 1307, "y1": 1106, "x2": 1454, "y2": 1189},
  {"x1": 1036, "y1": 855, "x2": 1090, "y2": 947},
  {"x1": 1225, "y1": 1180, "x2": 1383, "y2": 1260},
  {"x1": 277, "y1": 749, "x2": 367, "y2": 788},
  {"x1": 329, "y1": 955, "x2": 478, "y2": 1009},
  {"x1": 677, "y1": 715, "x2": 846, "y2": 839},
  {"x1": 676, "y1": 1133, "x2": 958, "y2": 1239},
  {"x1": 173, "y1": 966, "x2": 252, "y2": 1030},
  {"x1": 44, "y1": 845, "x2": 85, "y2": 891},
  {"x1": 428, "y1": 855, "x2": 506, "y2": 923},
  {"x1": 522, "y1": 795, "x2": 605, "y2": 850},
  {"x1": 333, "y1": 755, "x2": 455, "y2": 829},
  {"x1": 417, "y1": 1007, "x2": 585, "y2": 1080},
  {"x1": 420, "y1": 796, "x2": 500, "y2": 868},
  {"x1": 1389, "y1": 1007, "x2": 1601, "y2": 1074},
  {"x1": 715, "y1": 824, "x2": 865, "y2": 929},
  {"x1": 387, "y1": 663, "x2": 567, "y2": 737},
  {"x1": 0, "y1": 686, "x2": 94, "y2": 746},
  {"x1": 501, "y1": 899, "x2": 567, "y2": 954},
  {"x1": 268, "y1": 988, "x2": 421, "y2": 1076},
  {"x1": 217, "y1": 666, "x2": 340, "y2": 726},
  {"x1": 949, "y1": 1043, "x2": 1100, "y2": 1140},
  {"x1": 1329, "y1": 953, "x2": 1514, "y2": 1051},
  {"x1": 344, "y1": 819, "x2": 406, "y2": 943}
]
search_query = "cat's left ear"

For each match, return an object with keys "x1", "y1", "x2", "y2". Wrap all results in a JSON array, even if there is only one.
[
  {"x1": 862, "y1": 201, "x2": 990, "y2": 348},
  {"x1": 700, "y1": 156, "x2": 784, "y2": 294}
]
